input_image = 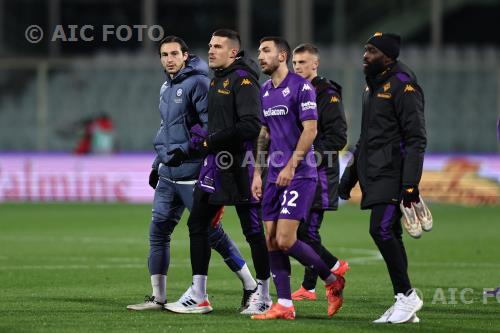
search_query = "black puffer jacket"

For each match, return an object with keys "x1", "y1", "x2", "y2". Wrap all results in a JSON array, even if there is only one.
[{"x1": 341, "y1": 61, "x2": 427, "y2": 209}]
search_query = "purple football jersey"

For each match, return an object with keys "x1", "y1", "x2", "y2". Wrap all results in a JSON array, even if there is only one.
[{"x1": 260, "y1": 72, "x2": 318, "y2": 182}]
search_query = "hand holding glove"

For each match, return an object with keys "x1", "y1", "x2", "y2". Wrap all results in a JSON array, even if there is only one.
[
  {"x1": 189, "y1": 124, "x2": 208, "y2": 151},
  {"x1": 401, "y1": 185, "x2": 420, "y2": 208}
]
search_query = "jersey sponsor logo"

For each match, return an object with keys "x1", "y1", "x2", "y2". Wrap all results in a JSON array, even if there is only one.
[
  {"x1": 282, "y1": 87, "x2": 290, "y2": 97},
  {"x1": 330, "y1": 96, "x2": 339, "y2": 103},
  {"x1": 241, "y1": 78, "x2": 252, "y2": 86},
  {"x1": 301, "y1": 101, "x2": 317, "y2": 111},
  {"x1": 404, "y1": 84, "x2": 416, "y2": 93},
  {"x1": 223, "y1": 78, "x2": 230, "y2": 88},
  {"x1": 302, "y1": 83, "x2": 312, "y2": 91},
  {"x1": 263, "y1": 105, "x2": 289, "y2": 117},
  {"x1": 383, "y1": 82, "x2": 390, "y2": 92},
  {"x1": 280, "y1": 207, "x2": 291, "y2": 215},
  {"x1": 377, "y1": 92, "x2": 391, "y2": 99},
  {"x1": 263, "y1": 90, "x2": 269, "y2": 97}
]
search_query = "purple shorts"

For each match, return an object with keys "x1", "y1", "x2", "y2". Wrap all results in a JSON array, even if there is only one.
[{"x1": 262, "y1": 178, "x2": 317, "y2": 222}]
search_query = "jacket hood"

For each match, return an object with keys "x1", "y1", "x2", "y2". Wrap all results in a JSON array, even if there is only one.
[
  {"x1": 213, "y1": 50, "x2": 260, "y2": 81},
  {"x1": 168, "y1": 55, "x2": 209, "y2": 84},
  {"x1": 312, "y1": 76, "x2": 342, "y2": 98}
]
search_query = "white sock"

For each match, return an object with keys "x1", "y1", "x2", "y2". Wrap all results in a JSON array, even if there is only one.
[
  {"x1": 308, "y1": 288, "x2": 316, "y2": 292},
  {"x1": 257, "y1": 278, "x2": 271, "y2": 300},
  {"x1": 191, "y1": 275, "x2": 207, "y2": 301},
  {"x1": 150, "y1": 274, "x2": 166, "y2": 303},
  {"x1": 277, "y1": 298, "x2": 293, "y2": 307},
  {"x1": 331, "y1": 261, "x2": 340, "y2": 272},
  {"x1": 236, "y1": 264, "x2": 257, "y2": 290}
]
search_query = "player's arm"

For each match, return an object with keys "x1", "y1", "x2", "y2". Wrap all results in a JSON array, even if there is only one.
[
  {"x1": 254, "y1": 125, "x2": 270, "y2": 176},
  {"x1": 191, "y1": 78, "x2": 209, "y2": 132},
  {"x1": 338, "y1": 140, "x2": 359, "y2": 200},
  {"x1": 315, "y1": 91, "x2": 347, "y2": 158},
  {"x1": 277, "y1": 119, "x2": 317, "y2": 187},
  {"x1": 251, "y1": 125, "x2": 269, "y2": 200},
  {"x1": 394, "y1": 82, "x2": 427, "y2": 187}
]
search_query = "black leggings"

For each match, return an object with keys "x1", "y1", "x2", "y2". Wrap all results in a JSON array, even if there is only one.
[{"x1": 369, "y1": 204, "x2": 411, "y2": 295}]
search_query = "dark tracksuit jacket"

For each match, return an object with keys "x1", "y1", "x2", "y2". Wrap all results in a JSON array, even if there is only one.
[
  {"x1": 341, "y1": 61, "x2": 427, "y2": 209},
  {"x1": 205, "y1": 51, "x2": 262, "y2": 205},
  {"x1": 310, "y1": 76, "x2": 347, "y2": 211}
]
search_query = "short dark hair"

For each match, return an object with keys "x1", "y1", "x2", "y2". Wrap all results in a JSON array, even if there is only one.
[
  {"x1": 212, "y1": 29, "x2": 241, "y2": 49},
  {"x1": 293, "y1": 43, "x2": 319, "y2": 58},
  {"x1": 158, "y1": 35, "x2": 189, "y2": 55},
  {"x1": 259, "y1": 36, "x2": 291, "y2": 64}
]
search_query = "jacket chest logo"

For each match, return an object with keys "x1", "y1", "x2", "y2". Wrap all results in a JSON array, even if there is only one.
[{"x1": 217, "y1": 78, "x2": 231, "y2": 95}]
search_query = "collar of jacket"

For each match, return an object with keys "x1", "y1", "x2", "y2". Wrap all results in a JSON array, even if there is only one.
[
  {"x1": 365, "y1": 61, "x2": 397, "y2": 89},
  {"x1": 311, "y1": 76, "x2": 342, "y2": 97}
]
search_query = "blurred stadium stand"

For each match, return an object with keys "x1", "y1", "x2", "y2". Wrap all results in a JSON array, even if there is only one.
[{"x1": 0, "y1": 0, "x2": 499, "y2": 153}]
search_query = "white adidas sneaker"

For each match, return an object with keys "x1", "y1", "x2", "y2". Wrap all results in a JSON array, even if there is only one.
[
  {"x1": 373, "y1": 304, "x2": 420, "y2": 323},
  {"x1": 127, "y1": 296, "x2": 165, "y2": 311},
  {"x1": 164, "y1": 287, "x2": 213, "y2": 314},
  {"x1": 387, "y1": 289, "x2": 423, "y2": 324},
  {"x1": 240, "y1": 289, "x2": 272, "y2": 315}
]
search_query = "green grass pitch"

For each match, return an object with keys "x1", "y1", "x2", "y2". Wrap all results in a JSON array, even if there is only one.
[{"x1": 0, "y1": 203, "x2": 499, "y2": 333}]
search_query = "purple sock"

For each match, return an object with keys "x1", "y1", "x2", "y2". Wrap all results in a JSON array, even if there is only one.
[
  {"x1": 268, "y1": 250, "x2": 292, "y2": 300},
  {"x1": 286, "y1": 240, "x2": 332, "y2": 281}
]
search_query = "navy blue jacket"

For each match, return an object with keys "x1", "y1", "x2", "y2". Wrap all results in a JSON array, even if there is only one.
[{"x1": 152, "y1": 55, "x2": 209, "y2": 180}]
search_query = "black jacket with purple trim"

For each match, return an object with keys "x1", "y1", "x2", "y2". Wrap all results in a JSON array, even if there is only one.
[
  {"x1": 204, "y1": 51, "x2": 261, "y2": 205},
  {"x1": 340, "y1": 61, "x2": 427, "y2": 209},
  {"x1": 310, "y1": 76, "x2": 347, "y2": 211}
]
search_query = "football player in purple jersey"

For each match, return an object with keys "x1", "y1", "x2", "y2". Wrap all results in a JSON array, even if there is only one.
[{"x1": 251, "y1": 37, "x2": 345, "y2": 320}]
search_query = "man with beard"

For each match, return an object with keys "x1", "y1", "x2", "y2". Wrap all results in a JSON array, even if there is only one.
[
  {"x1": 339, "y1": 32, "x2": 426, "y2": 323},
  {"x1": 165, "y1": 29, "x2": 272, "y2": 315},
  {"x1": 251, "y1": 37, "x2": 345, "y2": 320}
]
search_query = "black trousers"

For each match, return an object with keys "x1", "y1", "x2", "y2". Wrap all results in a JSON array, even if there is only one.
[
  {"x1": 369, "y1": 204, "x2": 412, "y2": 295},
  {"x1": 297, "y1": 210, "x2": 338, "y2": 290},
  {"x1": 187, "y1": 186, "x2": 270, "y2": 280}
]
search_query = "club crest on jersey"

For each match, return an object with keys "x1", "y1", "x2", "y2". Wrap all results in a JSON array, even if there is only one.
[
  {"x1": 282, "y1": 87, "x2": 290, "y2": 97},
  {"x1": 263, "y1": 91, "x2": 269, "y2": 97},
  {"x1": 223, "y1": 78, "x2": 230, "y2": 88},
  {"x1": 302, "y1": 83, "x2": 312, "y2": 91},
  {"x1": 176, "y1": 88, "x2": 183, "y2": 97},
  {"x1": 263, "y1": 105, "x2": 288, "y2": 117}
]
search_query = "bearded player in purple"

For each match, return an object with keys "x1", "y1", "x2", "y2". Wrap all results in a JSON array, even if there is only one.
[{"x1": 250, "y1": 36, "x2": 345, "y2": 320}]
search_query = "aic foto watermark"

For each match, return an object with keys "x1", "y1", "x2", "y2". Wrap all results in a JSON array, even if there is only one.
[
  {"x1": 415, "y1": 287, "x2": 500, "y2": 305},
  {"x1": 25, "y1": 24, "x2": 165, "y2": 44}
]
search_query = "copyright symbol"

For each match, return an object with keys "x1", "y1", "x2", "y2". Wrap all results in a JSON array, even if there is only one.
[
  {"x1": 25, "y1": 25, "x2": 43, "y2": 44},
  {"x1": 215, "y1": 151, "x2": 233, "y2": 170}
]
